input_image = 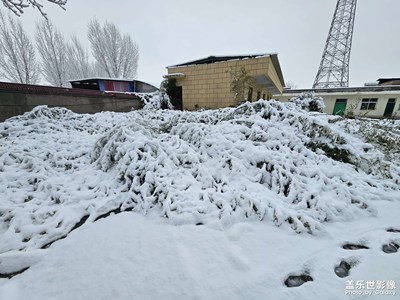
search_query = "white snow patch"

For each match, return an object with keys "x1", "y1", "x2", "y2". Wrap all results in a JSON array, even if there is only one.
[
  {"x1": 0, "y1": 203, "x2": 399, "y2": 300},
  {"x1": 1, "y1": 99, "x2": 400, "y2": 299}
]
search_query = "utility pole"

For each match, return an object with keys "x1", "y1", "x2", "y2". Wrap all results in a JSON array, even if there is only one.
[{"x1": 313, "y1": 0, "x2": 357, "y2": 88}]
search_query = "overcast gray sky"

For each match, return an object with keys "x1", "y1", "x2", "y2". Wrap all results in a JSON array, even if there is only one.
[{"x1": 13, "y1": 0, "x2": 400, "y2": 88}]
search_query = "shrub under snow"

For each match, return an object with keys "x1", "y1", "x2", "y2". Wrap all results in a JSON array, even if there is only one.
[
  {"x1": 0, "y1": 100, "x2": 399, "y2": 253},
  {"x1": 289, "y1": 92, "x2": 325, "y2": 112},
  {"x1": 136, "y1": 92, "x2": 173, "y2": 110}
]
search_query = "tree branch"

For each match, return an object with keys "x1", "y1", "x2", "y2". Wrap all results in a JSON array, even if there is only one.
[{"x1": 1, "y1": 0, "x2": 67, "y2": 18}]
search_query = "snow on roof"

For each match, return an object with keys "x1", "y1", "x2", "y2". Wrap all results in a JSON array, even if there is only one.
[
  {"x1": 163, "y1": 73, "x2": 185, "y2": 78},
  {"x1": 167, "y1": 53, "x2": 275, "y2": 68},
  {"x1": 69, "y1": 77, "x2": 136, "y2": 83}
]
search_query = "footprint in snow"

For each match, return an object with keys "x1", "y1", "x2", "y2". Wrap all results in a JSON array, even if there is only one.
[
  {"x1": 0, "y1": 267, "x2": 30, "y2": 279},
  {"x1": 382, "y1": 242, "x2": 399, "y2": 254},
  {"x1": 342, "y1": 243, "x2": 369, "y2": 250},
  {"x1": 334, "y1": 260, "x2": 352, "y2": 278},
  {"x1": 284, "y1": 274, "x2": 313, "y2": 288},
  {"x1": 387, "y1": 228, "x2": 400, "y2": 233}
]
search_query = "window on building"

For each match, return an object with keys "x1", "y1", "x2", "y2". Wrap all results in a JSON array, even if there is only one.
[
  {"x1": 257, "y1": 91, "x2": 261, "y2": 100},
  {"x1": 247, "y1": 87, "x2": 253, "y2": 102},
  {"x1": 360, "y1": 98, "x2": 378, "y2": 110}
]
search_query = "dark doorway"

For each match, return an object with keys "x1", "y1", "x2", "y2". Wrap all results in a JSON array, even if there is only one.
[
  {"x1": 175, "y1": 86, "x2": 183, "y2": 110},
  {"x1": 384, "y1": 98, "x2": 396, "y2": 117},
  {"x1": 163, "y1": 78, "x2": 183, "y2": 110}
]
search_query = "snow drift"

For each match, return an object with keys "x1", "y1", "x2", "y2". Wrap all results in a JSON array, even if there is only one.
[{"x1": 0, "y1": 100, "x2": 399, "y2": 253}]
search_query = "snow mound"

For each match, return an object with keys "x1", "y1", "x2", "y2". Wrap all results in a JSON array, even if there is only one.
[
  {"x1": 0, "y1": 101, "x2": 399, "y2": 252},
  {"x1": 289, "y1": 92, "x2": 325, "y2": 112}
]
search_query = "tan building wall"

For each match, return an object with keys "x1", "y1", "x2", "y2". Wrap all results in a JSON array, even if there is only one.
[
  {"x1": 166, "y1": 56, "x2": 284, "y2": 110},
  {"x1": 275, "y1": 90, "x2": 400, "y2": 118}
]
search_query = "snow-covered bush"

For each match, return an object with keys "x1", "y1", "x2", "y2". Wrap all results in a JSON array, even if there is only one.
[
  {"x1": 340, "y1": 118, "x2": 400, "y2": 166},
  {"x1": 160, "y1": 78, "x2": 182, "y2": 110},
  {"x1": 289, "y1": 92, "x2": 325, "y2": 112},
  {"x1": 135, "y1": 92, "x2": 173, "y2": 110},
  {"x1": 1, "y1": 101, "x2": 399, "y2": 253}
]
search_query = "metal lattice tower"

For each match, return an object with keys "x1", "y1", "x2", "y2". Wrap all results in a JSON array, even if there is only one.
[{"x1": 313, "y1": 0, "x2": 357, "y2": 88}]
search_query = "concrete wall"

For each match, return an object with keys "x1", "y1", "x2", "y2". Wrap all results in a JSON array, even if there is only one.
[
  {"x1": 275, "y1": 91, "x2": 400, "y2": 118},
  {"x1": 0, "y1": 91, "x2": 143, "y2": 122},
  {"x1": 167, "y1": 56, "x2": 283, "y2": 110}
]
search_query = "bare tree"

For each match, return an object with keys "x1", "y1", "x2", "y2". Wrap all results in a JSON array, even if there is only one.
[
  {"x1": 1, "y1": 0, "x2": 67, "y2": 18},
  {"x1": 35, "y1": 19, "x2": 68, "y2": 87},
  {"x1": 67, "y1": 35, "x2": 92, "y2": 80},
  {"x1": 228, "y1": 66, "x2": 255, "y2": 101},
  {"x1": 88, "y1": 19, "x2": 139, "y2": 79},
  {"x1": 91, "y1": 61, "x2": 107, "y2": 77},
  {"x1": 0, "y1": 11, "x2": 39, "y2": 83},
  {"x1": 285, "y1": 81, "x2": 298, "y2": 89}
]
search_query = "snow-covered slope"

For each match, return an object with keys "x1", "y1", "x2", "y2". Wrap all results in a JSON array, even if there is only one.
[
  {"x1": 1, "y1": 100, "x2": 399, "y2": 254},
  {"x1": 1, "y1": 205, "x2": 400, "y2": 300},
  {"x1": 1, "y1": 99, "x2": 400, "y2": 299}
]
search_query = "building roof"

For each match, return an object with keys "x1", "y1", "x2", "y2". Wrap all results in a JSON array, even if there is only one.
[
  {"x1": 163, "y1": 73, "x2": 185, "y2": 78},
  {"x1": 377, "y1": 78, "x2": 400, "y2": 84},
  {"x1": 69, "y1": 78, "x2": 158, "y2": 89},
  {"x1": 69, "y1": 77, "x2": 135, "y2": 83},
  {"x1": 280, "y1": 85, "x2": 400, "y2": 95},
  {"x1": 167, "y1": 54, "x2": 272, "y2": 67},
  {"x1": 269, "y1": 54, "x2": 285, "y2": 89},
  {"x1": 167, "y1": 53, "x2": 285, "y2": 89}
]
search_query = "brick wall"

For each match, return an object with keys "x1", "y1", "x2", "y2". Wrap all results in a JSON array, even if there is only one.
[{"x1": 167, "y1": 56, "x2": 282, "y2": 110}]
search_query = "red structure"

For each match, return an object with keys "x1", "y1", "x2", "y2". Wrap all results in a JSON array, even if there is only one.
[{"x1": 69, "y1": 78, "x2": 158, "y2": 93}]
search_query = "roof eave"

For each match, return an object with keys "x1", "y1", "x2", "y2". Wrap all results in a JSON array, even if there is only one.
[
  {"x1": 269, "y1": 54, "x2": 285, "y2": 90},
  {"x1": 167, "y1": 53, "x2": 274, "y2": 68}
]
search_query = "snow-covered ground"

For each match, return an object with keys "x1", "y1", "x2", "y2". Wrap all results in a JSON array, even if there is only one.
[{"x1": 0, "y1": 99, "x2": 399, "y2": 299}]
